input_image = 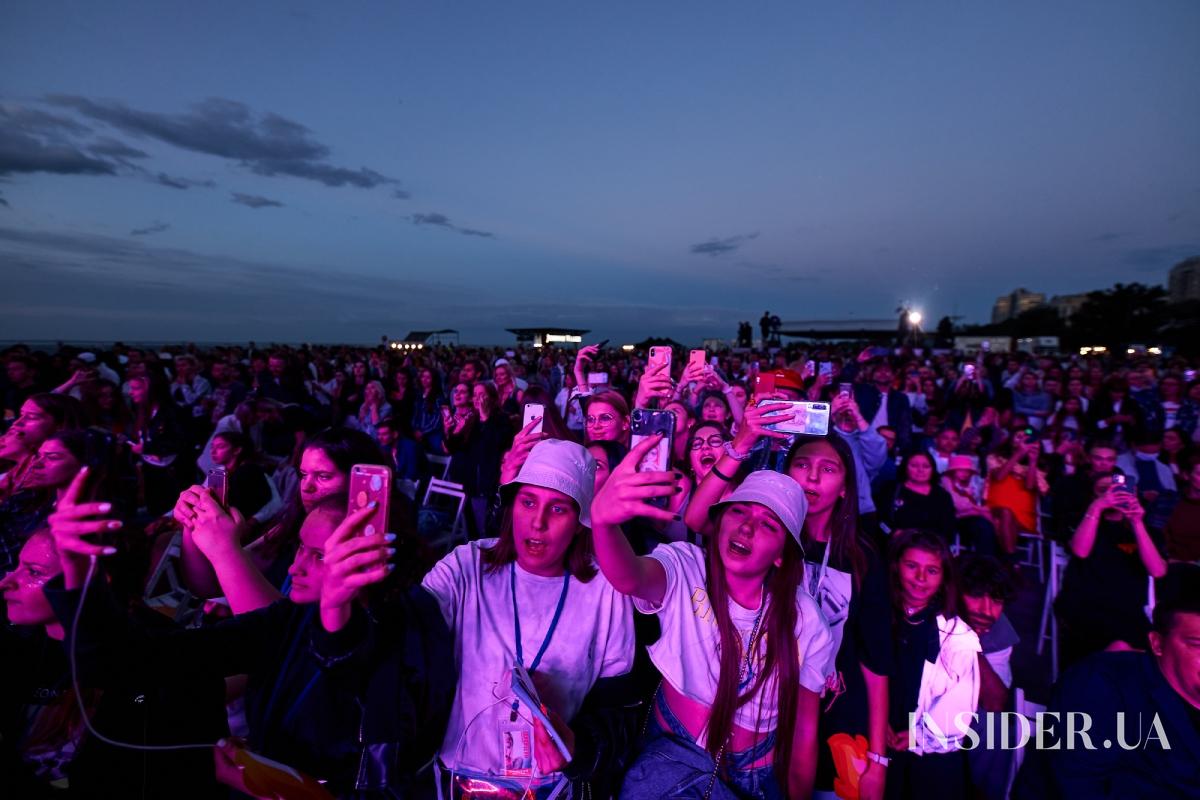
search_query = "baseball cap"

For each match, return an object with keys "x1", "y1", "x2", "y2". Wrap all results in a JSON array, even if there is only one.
[
  {"x1": 947, "y1": 455, "x2": 978, "y2": 474},
  {"x1": 710, "y1": 470, "x2": 808, "y2": 546},
  {"x1": 501, "y1": 439, "x2": 597, "y2": 527}
]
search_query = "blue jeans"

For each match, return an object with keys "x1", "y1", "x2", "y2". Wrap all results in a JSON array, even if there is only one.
[{"x1": 619, "y1": 690, "x2": 783, "y2": 800}]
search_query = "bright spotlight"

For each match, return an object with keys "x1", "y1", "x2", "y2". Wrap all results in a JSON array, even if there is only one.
[{"x1": 908, "y1": 311, "x2": 923, "y2": 326}]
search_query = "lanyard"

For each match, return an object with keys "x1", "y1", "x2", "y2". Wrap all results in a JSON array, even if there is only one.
[
  {"x1": 510, "y1": 564, "x2": 570, "y2": 673},
  {"x1": 808, "y1": 539, "x2": 833, "y2": 597}
]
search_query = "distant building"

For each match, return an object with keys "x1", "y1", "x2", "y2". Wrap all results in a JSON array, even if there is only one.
[
  {"x1": 1049, "y1": 292, "x2": 1090, "y2": 319},
  {"x1": 991, "y1": 288, "x2": 1045, "y2": 323},
  {"x1": 1169, "y1": 256, "x2": 1200, "y2": 303},
  {"x1": 506, "y1": 327, "x2": 589, "y2": 349}
]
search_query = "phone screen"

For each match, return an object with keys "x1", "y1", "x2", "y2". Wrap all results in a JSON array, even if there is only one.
[{"x1": 689, "y1": 349, "x2": 707, "y2": 369}]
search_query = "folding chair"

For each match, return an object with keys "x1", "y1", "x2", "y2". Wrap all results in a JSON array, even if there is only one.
[
  {"x1": 1037, "y1": 543, "x2": 1070, "y2": 684},
  {"x1": 1007, "y1": 688, "x2": 1047, "y2": 797},
  {"x1": 421, "y1": 478, "x2": 468, "y2": 548},
  {"x1": 143, "y1": 530, "x2": 201, "y2": 624},
  {"x1": 427, "y1": 453, "x2": 452, "y2": 481}
]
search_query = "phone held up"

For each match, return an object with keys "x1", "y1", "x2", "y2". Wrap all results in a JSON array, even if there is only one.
[
  {"x1": 522, "y1": 403, "x2": 545, "y2": 435},
  {"x1": 206, "y1": 466, "x2": 229, "y2": 509},
  {"x1": 649, "y1": 346, "x2": 673, "y2": 375},
  {"x1": 762, "y1": 400, "x2": 831, "y2": 437},
  {"x1": 348, "y1": 464, "x2": 392, "y2": 536},
  {"x1": 689, "y1": 349, "x2": 707, "y2": 370},
  {"x1": 630, "y1": 408, "x2": 675, "y2": 507}
]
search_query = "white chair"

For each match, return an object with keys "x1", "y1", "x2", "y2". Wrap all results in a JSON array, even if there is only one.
[
  {"x1": 1007, "y1": 688, "x2": 1047, "y2": 797},
  {"x1": 421, "y1": 478, "x2": 468, "y2": 548},
  {"x1": 1037, "y1": 543, "x2": 1070, "y2": 684},
  {"x1": 143, "y1": 530, "x2": 197, "y2": 622},
  {"x1": 427, "y1": 453, "x2": 452, "y2": 481}
]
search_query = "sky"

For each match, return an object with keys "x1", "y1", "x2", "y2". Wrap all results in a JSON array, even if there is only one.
[{"x1": 2, "y1": 1, "x2": 1198, "y2": 346}]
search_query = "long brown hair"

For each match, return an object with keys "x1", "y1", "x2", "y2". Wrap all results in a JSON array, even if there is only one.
[
  {"x1": 704, "y1": 506, "x2": 806, "y2": 789},
  {"x1": 887, "y1": 528, "x2": 959, "y2": 620},
  {"x1": 481, "y1": 504, "x2": 598, "y2": 582},
  {"x1": 787, "y1": 434, "x2": 870, "y2": 588}
]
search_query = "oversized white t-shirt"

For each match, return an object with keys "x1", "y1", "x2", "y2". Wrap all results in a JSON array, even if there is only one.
[
  {"x1": 422, "y1": 539, "x2": 635, "y2": 777},
  {"x1": 633, "y1": 542, "x2": 834, "y2": 742}
]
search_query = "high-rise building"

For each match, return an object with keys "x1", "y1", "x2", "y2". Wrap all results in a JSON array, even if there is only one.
[
  {"x1": 991, "y1": 288, "x2": 1046, "y2": 323},
  {"x1": 1168, "y1": 256, "x2": 1200, "y2": 303}
]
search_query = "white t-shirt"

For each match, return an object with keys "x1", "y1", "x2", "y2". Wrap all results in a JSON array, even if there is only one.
[
  {"x1": 421, "y1": 540, "x2": 634, "y2": 777},
  {"x1": 633, "y1": 542, "x2": 834, "y2": 742}
]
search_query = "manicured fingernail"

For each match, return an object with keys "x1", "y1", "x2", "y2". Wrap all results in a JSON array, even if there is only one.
[
  {"x1": 99, "y1": 503, "x2": 112, "y2": 513},
  {"x1": 107, "y1": 520, "x2": 123, "y2": 530},
  {"x1": 102, "y1": 546, "x2": 118, "y2": 555},
  {"x1": 386, "y1": 564, "x2": 396, "y2": 573},
  {"x1": 369, "y1": 501, "x2": 378, "y2": 509},
  {"x1": 384, "y1": 532, "x2": 397, "y2": 543},
  {"x1": 386, "y1": 547, "x2": 396, "y2": 558}
]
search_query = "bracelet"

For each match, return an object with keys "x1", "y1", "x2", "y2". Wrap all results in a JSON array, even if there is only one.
[
  {"x1": 724, "y1": 441, "x2": 752, "y2": 462},
  {"x1": 866, "y1": 751, "x2": 890, "y2": 767},
  {"x1": 710, "y1": 464, "x2": 734, "y2": 482}
]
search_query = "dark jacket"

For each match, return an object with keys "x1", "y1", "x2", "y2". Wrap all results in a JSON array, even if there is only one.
[
  {"x1": 309, "y1": 587, "x2": 457, "y2": 798},
  {"x1": 854, "y1": 384, "x2": 913, "y2": 451},
  {"x1": 4, "y1": 595, "x2": 226, "y2": 798},
  {"x1": 1015, "y1": 651, "x2": 1200, "y2": 799}
]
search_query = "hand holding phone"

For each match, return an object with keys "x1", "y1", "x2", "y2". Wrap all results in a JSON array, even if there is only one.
[
  {"x1": 348, "y1": 464, "x2": 392, "y2": 536},
  {"x1": 206, "y1": 467, "x2": 229, "y2": 509},
  {"x1": 522, "y1": 403, "x2": 545, "y2": 435}
]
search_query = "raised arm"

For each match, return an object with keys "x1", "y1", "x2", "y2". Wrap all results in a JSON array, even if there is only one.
[
  {"x1": 188, "y1": 488, "x2": 282, "y2": 613},
  {"x1": 590, "y1": 436, "x2": 677, "y2": 605}
]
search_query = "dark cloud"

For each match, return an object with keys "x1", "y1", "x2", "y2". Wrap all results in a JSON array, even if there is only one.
[
  {"x1": 46, "y1": 95, "x2": 398, "y2": 190},
  {"x1": 410, "y1": 212, "x2": 495, "y2": 239},
  {"x1": 393, "y1": 188, "x2": 412, "y2": 200},
  {"x1": 155, "y1": 173, "x2": 215, "y2": 190},
  {"x1": 130, "y1": 220, "x2": 170, "y2": 236},
  {"x1": 1122, "y1": 244, "x2": 1200, "y2": 273},
  {"x1": 0, "y1": 193, "x2": 8, "y2": 208},
  {"x1": 689, "y1": 232, "x2": 759, "y2": 257},
  {"x1": 231, "y1": 192, "x2": 284, "y2": 209},
  {"x1": 88, "y1": 137, "x2": 148, "y2": 160}
]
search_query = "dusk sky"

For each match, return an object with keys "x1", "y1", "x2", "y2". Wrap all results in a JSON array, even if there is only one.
[{"x1": 2, "y1": 1, "x2": 1198, "y2": 345}]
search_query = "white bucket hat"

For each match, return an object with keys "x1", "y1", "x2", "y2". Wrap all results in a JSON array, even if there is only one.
[
  {"x1": 501, "y1": 439, "x2": 596, "y2": 527},
  {"x1": 710, "y1": 470, "x2": 808, "y2": 546}
]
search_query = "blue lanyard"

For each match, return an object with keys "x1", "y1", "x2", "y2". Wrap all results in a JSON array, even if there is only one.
[{"x1": 510, "y1": 563, "x2": 570, "y2": 673}]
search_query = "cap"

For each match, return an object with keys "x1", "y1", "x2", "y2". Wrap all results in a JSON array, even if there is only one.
[
  {"x1": 711, "y1": 470, "x2": 808, "y2": 546},
  {"x1": 947, "y1": 455, "x2": 978, "y2": 474},
  {"x1": 494, "y1": 358, "x2": 510, "y2": 368},
  {"x1": 772, "y1": 368, "x2": 805, "y2": 392},
  {"x1": 502, "y1": 439, "x2": 597, "y2": 527},
  {"x1": 77, "y1": 352, "x2": 97, "y2": 363}
]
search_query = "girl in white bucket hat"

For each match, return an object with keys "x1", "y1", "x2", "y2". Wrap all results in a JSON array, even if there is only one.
[{"x1": 591, "y1": 434, "x2": 834, "y2": 799}]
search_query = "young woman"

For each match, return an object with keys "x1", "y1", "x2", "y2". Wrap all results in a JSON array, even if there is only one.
[
  {"x1": 208, "y1": 429, "x2": 273, "y2": 520},
  {"x1": 447, "y1": 382, "x2": 515, "y2": 537},
  {"x1": 494, "y1": 361, "x2": 523, "y2": 422},
  {"x1": 46, "y1": 468, "x2": 453, "y2": 798},
  {"x1": 1048, "y1": 395, "x2": 1086, "y2": 434},
  {"x1": 593, "y1": 440, "x2": 834, "y2": 799},
  {"x1": 585, "y1": 439, "x2": 627, "y2": 496},
  {"x1": 127, "y1": 369, "x2": 186, "y2": 516},
  {"x1": 320, "y1": 438, "x2": 636, "y2": 799},
  {"x1": 584, "y1": 391, "x2": 632, "y2": 445},
  {"x1": 887, "y1": 452, "x2": 957, "y2": 544},
  {"x1": 353, "y1": 380, "x2": 392, "y2": 441},
  {"x1": 1055, "y1": 472, "x2": 1167, "y2": 668},
  {"x1": 984, "y1": 429, "x2": 1047, "y2": 553},
  {"x1": 413, "y1": 367, "x2": 448, "y2": 454},
  {"x1": 1, "y1": 393, "x2": 84, "y2": 504},
  {"x1": 885, "y1": 529, "x2": 980, "y2": 800}
]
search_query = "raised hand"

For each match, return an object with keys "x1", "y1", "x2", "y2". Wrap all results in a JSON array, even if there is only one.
[
  {"x1": 190, "y1": 488, "x2": 250, "y2": 562},
  {"x1": 634, "y1": 361, "x2": 673, "y2": 407},
  {"x1": 591, "y1": 435, "x2": 680, "y2": 528},
  {"x1": 46, "y1": 466, "x2": 121, "y2": 588},
  {"x1": 729, "y1": 396, "x2": 792, "y2": 455},
  {"x1": 500, "y1": 417, "x2": 550, "y2": 484},
  {"x1": 319, "y1": 503, "x2": 394, "y2": 632},
  {"x1": 573, "y1": 344, "x2": 601, "y2": 387}
]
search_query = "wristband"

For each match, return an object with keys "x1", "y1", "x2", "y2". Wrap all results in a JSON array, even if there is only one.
[
  {"x1": 710, "y1": 464, "x2": 734, "y2": 482},
  {"x1": 724, "y1": 441, "x2": 752, "y2": 462},
  {"x1": 866, "y1": 751, "x2": 890, "y2": 767}
]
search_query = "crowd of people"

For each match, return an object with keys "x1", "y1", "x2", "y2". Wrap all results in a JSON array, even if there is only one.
[{"x1": 1, "y1": 337, "x2": 1198, "y2": 799}]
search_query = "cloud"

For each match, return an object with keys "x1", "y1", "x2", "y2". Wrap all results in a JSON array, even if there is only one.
[
  {"x1": 410, "y1": 211, "x2": 495, "y2": 238},
  {"x1": 154, "y1": 172, "x2": 215, "y2": 190},
  {"x1": 393, "y1": 188, "x2": 412, "y2": 200},
  {"x1": 130, "y1": 220, "x2": 170, "y2": 236},
  {"x1": 0, "y1": 105, "x2": 116, "y2": 177},
  {"x1": 1122, "y1": 244, "x2": 1200, "y2": 273},
  {"x1": 88, "y1": 137, "x2": 148, "y2": 160},
  {"x1": 689, "y1": 231, "x2": 759, "y2": 257},
  {"x1": 45, "y1": 95, "x2": 399, "y2": 190},
  {"x1": 231, "y1": 192, "x2": 284, "y2": 209},
  {"x1": 0, "y1": 192, "x2": 8, "y2": 208}
]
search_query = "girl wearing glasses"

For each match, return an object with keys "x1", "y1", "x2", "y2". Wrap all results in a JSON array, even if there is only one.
[{"x1": 584, "y1": 392, "x2": 631, "y2": 446}]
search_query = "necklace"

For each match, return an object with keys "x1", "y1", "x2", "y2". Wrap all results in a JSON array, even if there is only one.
[{"x1": 736, "y1": 587, "x2": 767, "y2": 691}]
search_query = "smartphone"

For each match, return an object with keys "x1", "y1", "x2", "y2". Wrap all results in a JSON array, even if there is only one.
[
  {"x1": 522, "y1": 403, "x2": 545, "y2": 435},
  {"x1": 755, "y1": 371, "x2": 776, "y2": 396},
  {"x1": 348, "y1": 464, "x2": 392, "y2": 536},
  {"x1": 649, "y1": 346, "x2": 672, "y2": 374},
  {"x1": 206, "y1": 466, "x2": 229, "y2": 509},
  {"x1": 596, "y1": 339, "x2": 609, "y2": 350},
  {"x1": 762, "y1": 400, "x2": 831, "y2": 436},
  {"x1": 1112, "y1": 473, "x2": 1133, "y2": 494},
  {"x1": 805, "y1": 360, "x2": 815, "y2": 376},
  {"x1": 587, "y1": 372, "x2": 609, "y2": 386},
  {"x1": 818, "y1": 362, "x2": 832, "y2": 379},
  {"x1": 689, "y1": 349, "x2": 707, "y2": 370},
  {"x1": 629, "y1": 408, "x2": 675, "y2": 484}
]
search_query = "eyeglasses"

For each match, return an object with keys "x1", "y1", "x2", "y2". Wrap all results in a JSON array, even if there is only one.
[
  {"x1": 689, "y1": 435, "x2": 727, "y2": 450},
  {"x1": 586, "y1": 413, "x2": 618, "y2": 426}
]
